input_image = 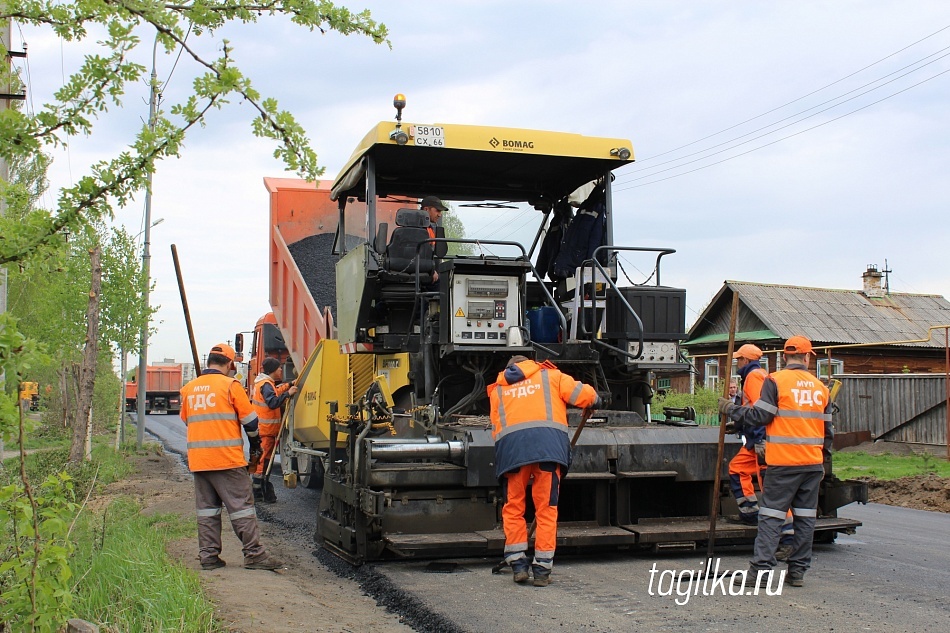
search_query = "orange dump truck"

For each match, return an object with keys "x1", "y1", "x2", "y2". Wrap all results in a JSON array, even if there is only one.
[
  {"x1": 234, "y1": 179, "x2": 404, "y2": 486},
  {"x1": 125, "y1": 365, "x2": 184, "y2": 414},
  {"x1": 245, "y1": 178, "x2": 402, "y2": 372}
]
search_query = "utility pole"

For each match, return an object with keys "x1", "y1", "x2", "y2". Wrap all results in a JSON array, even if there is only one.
[
  {"x1": 136, "y1": 39, "x2": 160, "y2": 448},
  {"x1": 1, "y1": 19, "x2": 26, "y2": 453}
]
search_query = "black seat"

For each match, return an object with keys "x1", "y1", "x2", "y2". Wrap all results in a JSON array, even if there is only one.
[{"x1": 379, "y1": 208, "x2": 435, "y2": 283}]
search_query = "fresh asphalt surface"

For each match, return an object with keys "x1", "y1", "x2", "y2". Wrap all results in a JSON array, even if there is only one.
[{"x1": 143, "y1": 414, "x2": 949, "y2": 633}]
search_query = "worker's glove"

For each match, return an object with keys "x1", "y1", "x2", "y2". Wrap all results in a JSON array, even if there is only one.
[
  {"x1": 823, "y1": 459, "x2": 833, "y2": 477},
  {"x1": 717, "y1": 397, "x2": 736, "y2": 417},
  {"x1": 754, "y1": 442, "x2": 766, "y2": 465},
  {"x1": 593, "y1": 391, "x2": 610, "y2": 408},
  {"x1": 723, "y1": 420, "x2": 737, "y2": 434},
  {"x1": 247, "y1": 433, "x2": 262, "y2": 454}
]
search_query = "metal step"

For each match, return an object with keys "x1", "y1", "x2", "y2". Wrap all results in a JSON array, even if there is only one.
[{"x1": 625, "y1": 516, "x2": 863, "y2": 544}]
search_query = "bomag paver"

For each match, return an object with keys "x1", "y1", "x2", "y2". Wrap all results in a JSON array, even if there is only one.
[{"x1": 264, "y1": 96, "x2": 867, "y2": 563}]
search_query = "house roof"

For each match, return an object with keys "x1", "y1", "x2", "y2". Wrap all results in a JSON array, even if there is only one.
[{"x1": 686, "y1": 280, "x2": 950, "y2": 351}]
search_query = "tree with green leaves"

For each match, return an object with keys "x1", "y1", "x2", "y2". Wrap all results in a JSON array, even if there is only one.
[
  {"x1": 0, "y1": 4, "x2": 389, "y2": 625},
  {"x1": 0, "y1": 0, "x2": 388, "y2": 451},
  {"x1": 442, "y1": 204, "x2": 473, "y2": 256},
  {"x1": 0, "y1": 1, "x2": 389, "y2": 267}
]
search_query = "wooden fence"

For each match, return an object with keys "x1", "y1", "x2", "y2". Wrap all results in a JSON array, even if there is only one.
[{"x1": 833, "y1": 374, "x2": 949, "y2": 446}]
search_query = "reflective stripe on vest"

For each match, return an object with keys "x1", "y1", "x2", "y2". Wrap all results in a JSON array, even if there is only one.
[
  {"x1": 764, "y1": 369, "x2": 829, "y2": 467},
  {"x1": 181, "y1": 373, "x2": 248, "y2": 471},
  {"x1": 251, "y1": 377, "x2": 281, "y2": 423},
  {"x1": 490, "y1": 370, "x2": 567, "y2": 441},
  {"x1": 488, "y1": 362, "x2": 597, "y2": 442}
]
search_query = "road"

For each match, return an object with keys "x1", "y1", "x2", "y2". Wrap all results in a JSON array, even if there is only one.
[{"x1": 143, "y1": 414, "x2": 950, "y2": 633}]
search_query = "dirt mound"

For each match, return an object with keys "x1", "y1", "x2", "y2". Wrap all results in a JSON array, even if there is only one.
[{"x1": 859, "y1": 473, "x2": 950, "y2": 513}]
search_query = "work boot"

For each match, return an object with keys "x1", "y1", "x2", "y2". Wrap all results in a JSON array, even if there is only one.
[
  {"x1": 775, "y1": 544, "x2": 793, "y2": 561},
  {"x1": 263, "y1": 479, "x2": 278, "y2": 504},
  {"x1": 532, "y1": 558, "x2": 553, "y2": 587},
  {"x1": 508, "y1": 554, "x2": 530, "y2": 584},
  {"x1": 251, "y1": 476, "x2": 264, "y2": 503},
  {"x1": 786, "y1": 571, "x2": 805, "y2": 587},
  {"x1": 733, "y1": 569, "x2": 773, "y2": 590},
  {"x1": 200, "y1": 558, "x2": 226, "y2": 571},
  {"x1": 244, "y1": 555, "x2": 284, "y2": 571}
]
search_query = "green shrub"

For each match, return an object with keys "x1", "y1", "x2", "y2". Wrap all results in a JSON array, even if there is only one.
[{"x1": 652, "y1": 386, "x2": 723, "y2": 424}]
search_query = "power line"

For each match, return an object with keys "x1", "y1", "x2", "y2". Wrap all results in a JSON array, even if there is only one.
[
  {"x1": 614, "y1": 65, "x2": 950, "y2": 192},
  {"x1": 627, "y1": 23, "x2": 950, "y2": 166},
  {"x1": 617, "y1": 44, "x2": 950, "y2": 182},
  {"x1": 161, "y1": 22, "x2": 192, "y2": 90}
]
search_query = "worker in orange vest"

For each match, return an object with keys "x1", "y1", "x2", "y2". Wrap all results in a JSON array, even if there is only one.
[
  {"x1": 180, "y1": 343, "x2": 283, "y2": 571},
  {"x1": 728, "y1": 344, "x2": 768, "y2": 524},
  {"x1": 421, "y1": 195, "x2": 446, "y2": 284},
  {"x1": 488, "y1": 355, "x2": 600, "y2": 587},
  {"x1": 719, "y1": 336, "x2": 833, "y2": 587},
  {"x1": 250, "y1": 357, "x2": 298, "y2": 503}
]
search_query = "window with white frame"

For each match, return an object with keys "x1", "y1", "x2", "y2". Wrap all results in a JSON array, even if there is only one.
[
  {"x1": 705, "y1": 359, "x2": 719, "y2": 390},
  {"x1": 816, "y1": 358, "x2": 843, "y2": 378}
]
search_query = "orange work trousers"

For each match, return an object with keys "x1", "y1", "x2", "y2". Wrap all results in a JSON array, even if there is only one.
[
  {"x1": 502, "y1": 462, "x2": 562, "y2": 559},
  {"x1": 252, "y1": 434, "x2": 278, "y2": 476},
  {"x1": 728, "y1": 446, "x2": 765, "y2": 499}
]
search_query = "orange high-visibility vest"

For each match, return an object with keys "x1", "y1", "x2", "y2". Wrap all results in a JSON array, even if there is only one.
[
  {"x1": 764, "y1": 369, "x2": 830, "y2": 467},
  {"x1": 180, "y1": 373, "x2": 257, "y2": 471},
  {"x1": 489, "y1": 364, "x2": 597, "y2": 442},
  {"x1": 427, "y1": 226, "x2": 436, "y2": 240},
  {"x1": 251, "y1": 376, "x2": 288, "y2": 437},
  {"x1": 742, "y1": 367, "x2": 768, "y2": 405}
]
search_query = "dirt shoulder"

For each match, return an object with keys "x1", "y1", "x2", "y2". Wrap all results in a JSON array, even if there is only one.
[
  {"x1": 859, "y1": 473, "x2": 950, "y2": 513},
  {"x1": 836, "y1": 440, "x2": 950, "y2": 513},
  {"x1": 109, "y1": 450, "x2": 413, "y2": 633}
]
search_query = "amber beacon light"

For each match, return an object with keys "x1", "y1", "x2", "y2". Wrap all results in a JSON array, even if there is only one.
[{"x1": 390, "y1": 93, "x2": 409, "y2": 145}]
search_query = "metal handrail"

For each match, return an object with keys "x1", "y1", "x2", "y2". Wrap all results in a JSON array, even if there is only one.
[
  {"x1": 413, "y1": 238, "x2": 568, "y2": 337},
  {"x1": 575, "y1": 256, "x2": 644, "y2": 360},
  {"x1": 591, "y1": 245, "x2": 676, "y2": 287}
]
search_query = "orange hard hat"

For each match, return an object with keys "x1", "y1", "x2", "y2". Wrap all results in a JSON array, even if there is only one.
[{"x1": 733, "y1": 344, "x2": 763, "y2": 360}]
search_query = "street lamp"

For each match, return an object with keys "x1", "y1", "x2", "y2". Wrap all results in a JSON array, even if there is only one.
[{"x1": 135, "y1": 217, "x2": 164, "y2": 239}]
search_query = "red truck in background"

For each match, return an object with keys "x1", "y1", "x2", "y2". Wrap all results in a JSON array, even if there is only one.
[{"x1": 125, "y1": 365, "x2": 187, "y2": 414}]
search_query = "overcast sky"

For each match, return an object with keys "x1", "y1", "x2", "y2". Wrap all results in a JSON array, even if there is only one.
[{"x1": 16, "y1": 1, "x2": 950, "y2": 365}]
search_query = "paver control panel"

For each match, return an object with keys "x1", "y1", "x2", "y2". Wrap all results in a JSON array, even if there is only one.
[{"x1": 450, "y1": 275, "x2": 521, "y2": 345}]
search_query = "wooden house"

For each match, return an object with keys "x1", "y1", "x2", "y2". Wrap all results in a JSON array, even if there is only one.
[{"x1": 683, "y1": 266, "x2": 950, "y2": 389}]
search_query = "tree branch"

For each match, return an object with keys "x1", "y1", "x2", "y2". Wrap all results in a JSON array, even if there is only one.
[{"x1": 0, "y1": 97, "x2": 219, "y2": 265}]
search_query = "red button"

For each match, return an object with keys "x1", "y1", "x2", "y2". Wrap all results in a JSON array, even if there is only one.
[{"x1": 498, "y1": 323, "x2": 504, "y2": 328}]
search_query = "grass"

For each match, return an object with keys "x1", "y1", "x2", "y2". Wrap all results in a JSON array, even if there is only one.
[
  {"x1": 1, "y1": 431, "x2": 224, "y2": 632},
  {"x1": 71, "y1": 498, "x2": 221, "y2": 633},
  {"x1": 833, "y1": 450, "x2": 950, "y2": 480}
]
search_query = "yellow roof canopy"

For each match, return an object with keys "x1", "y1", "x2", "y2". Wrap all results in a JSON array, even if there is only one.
[{"x1": 331, "y1": 121, "x2": 634, "y2": 206}]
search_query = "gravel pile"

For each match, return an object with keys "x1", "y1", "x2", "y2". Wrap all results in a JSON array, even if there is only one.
[{"x1": 287, "y1": 233, "x2": 365, "y2": 319}]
